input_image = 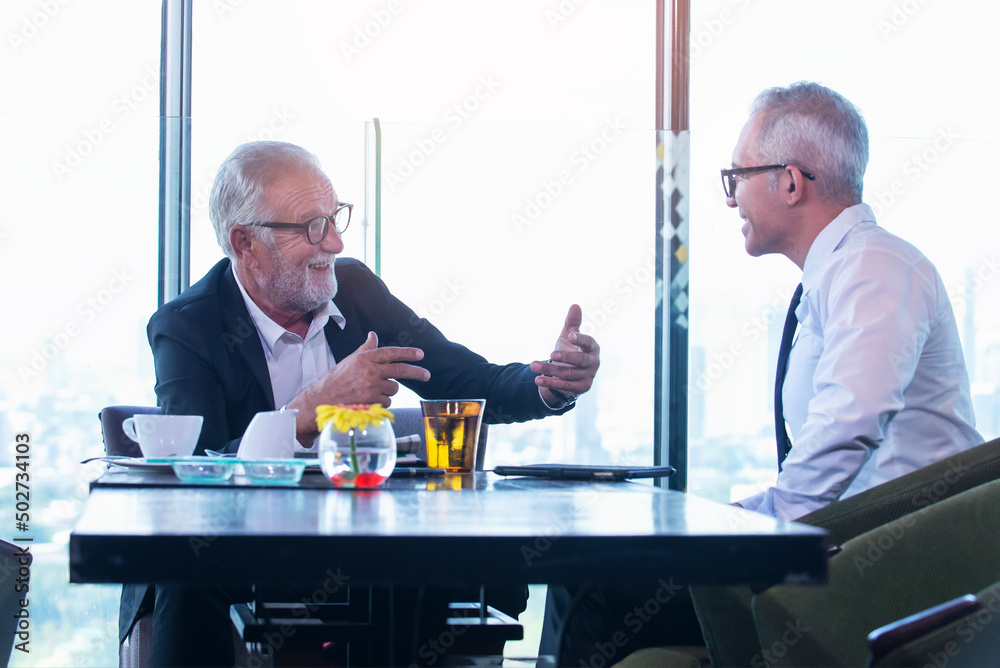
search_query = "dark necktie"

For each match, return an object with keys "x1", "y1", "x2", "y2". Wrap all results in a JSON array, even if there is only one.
[{"x1": 774, "y1": 283, "x2": 803, "y2": 470}]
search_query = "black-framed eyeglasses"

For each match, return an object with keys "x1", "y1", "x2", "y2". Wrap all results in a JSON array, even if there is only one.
[
  {"x1": 720, "y1": 165, "x2": 815, "y2": 198},
  {"x1": 249, "y1": 202, "x2": 353, "y2": 245}
]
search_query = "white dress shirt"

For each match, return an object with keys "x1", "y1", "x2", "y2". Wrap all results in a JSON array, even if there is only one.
[
  {"x1": 232, "y1": 267, "x2": 346, "y2": 448},
  {"x1": 738, "y1": 204, "x2": 983, "y2": 520}
]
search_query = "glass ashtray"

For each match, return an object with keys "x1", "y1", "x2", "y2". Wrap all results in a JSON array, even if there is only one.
[
  {"x1": 164, "y1": 457, "x2": 237, "y2": 483},
  {"x1": 241, "y1": 459, "x2": 307, "y2": 485}
]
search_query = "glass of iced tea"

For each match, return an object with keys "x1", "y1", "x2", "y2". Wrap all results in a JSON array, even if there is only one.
[{"x1": 420, "y1": 399, "x2": 486, "y2": 472}]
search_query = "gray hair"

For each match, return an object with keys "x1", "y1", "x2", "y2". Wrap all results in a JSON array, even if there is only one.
[
  {"x1": 750, "y1": 81, "x2": 869, "y2": 206},
  {"x1": 209, "y1": 141, "x2": 327, "y2": 259}
]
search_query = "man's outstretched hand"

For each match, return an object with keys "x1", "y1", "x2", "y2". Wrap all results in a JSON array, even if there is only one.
[{"x1": 530, "y1": 304, "x2": 600, "y2": 405}]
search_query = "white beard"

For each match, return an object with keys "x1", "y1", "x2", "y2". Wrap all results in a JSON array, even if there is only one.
[{"x1": 258, "y1": 250, "x2": 338, "y2": 314}]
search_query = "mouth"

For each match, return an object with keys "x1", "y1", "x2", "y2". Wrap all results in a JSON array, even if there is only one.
[{"x1": 308, "y1": 258, "x2": 335, "y2": 271}]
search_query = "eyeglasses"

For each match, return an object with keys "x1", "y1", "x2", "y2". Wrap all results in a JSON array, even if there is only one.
[
  {"x1": 249, "y1": 202, "x2": 353, "y2": 245},
  {"x1": 720, "y1": 165, "x2": 815, "y2": 199}
]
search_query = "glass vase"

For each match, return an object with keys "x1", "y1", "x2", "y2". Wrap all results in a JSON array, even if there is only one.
[{"x1": 318, "y1": 418, "x2": 396, "y2": 489}]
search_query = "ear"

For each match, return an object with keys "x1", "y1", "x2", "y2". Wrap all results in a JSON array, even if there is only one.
[
  {"x1": 784, "y1": 166, "x2": 806, "y2": 207},
  {"x1": 230, "y1": 225, "x2": 259, "y2": 268}
]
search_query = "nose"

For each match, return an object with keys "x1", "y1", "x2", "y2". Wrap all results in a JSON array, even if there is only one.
[
  {"x1": 320, "y1": 227, "x2": 345, "y2": 254},
  {"x1": 725, "y1": 191, "x2": 738, "y2": 208}
]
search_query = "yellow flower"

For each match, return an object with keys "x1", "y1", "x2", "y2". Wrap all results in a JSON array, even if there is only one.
[{"x1": 316, "y1": 404, "x2": 394, "y2": 434}]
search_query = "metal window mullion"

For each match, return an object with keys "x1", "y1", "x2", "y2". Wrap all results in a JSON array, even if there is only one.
[
  {"x1": 364, "y1": 118, "x2": 382, "y2": 276},
  {"x1": 654, "y1": 0, "x2": 691, "y2": 491},
  {"x1": 158, "y1": 0, "x2": 193, "y2": 306}
]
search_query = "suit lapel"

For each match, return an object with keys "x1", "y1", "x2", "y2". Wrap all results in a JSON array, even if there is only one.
[
  {"x1": 219, "y1": 262, "x2": 276, "y2": 410},
  {"x1": 328, "y1": 284, "x2": 367, "y2": 361}
]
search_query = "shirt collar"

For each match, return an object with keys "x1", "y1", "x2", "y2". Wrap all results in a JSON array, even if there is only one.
[
  {"x1": 231, "y1": 263, "x2": 346, "y2": 355},
  {"x1": 801, "y1": 203, "x2": 877, "y2": 292}
]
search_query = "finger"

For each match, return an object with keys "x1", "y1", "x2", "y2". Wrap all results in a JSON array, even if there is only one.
[
  {"x1": 533, "y1": 372, "x2": 589, "y2": 394},
  {"x1": 354, "y1": 331, "x2": 378, "y2": 354},
  {"x1": 372, "y1": 345, "x2": 426, "y2": 364},
  {"x1": 562, "y1": 304, "x2": 583, "y2": 333},
  {"x1": 379, "y1": 379, "x2": 400, "y2": 398},
  {"x1": 384, "y1": 362, "x2": 431, "y2": 382},
  {"x1": 547, "y1": 349, "x2": 596, "y2": 370},
  {"x1": 529, "y1": 359, "x2": 585, "y2": 380},
  {"x1": 564, "y1": 331, "x2": 598, "y2": 353}
]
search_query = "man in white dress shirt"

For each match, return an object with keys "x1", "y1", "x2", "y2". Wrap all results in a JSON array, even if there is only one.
[
  {"x1": 724, "y1": 81, "x2": 982, "y2": 519},
  {"x1": 541, "y1": 81, "x2": 984, "y2": 667}
]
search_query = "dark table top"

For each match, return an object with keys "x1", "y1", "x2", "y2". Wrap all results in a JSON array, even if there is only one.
[{"x1": 70, "y1": 468, "x2": 828, "y2": 589}]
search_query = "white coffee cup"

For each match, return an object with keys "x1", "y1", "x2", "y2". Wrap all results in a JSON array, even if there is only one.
[
  {"x1": 236, "y1": 409, "x2": 298, "y2": 460},
  {"x1": 122, "y1": 414, "x2": 203, "y2": 458}
]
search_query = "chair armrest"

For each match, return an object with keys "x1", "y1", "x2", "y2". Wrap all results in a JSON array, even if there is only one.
[{"x1": 867, "y1": 595, "x2": 980, "y2": 663}]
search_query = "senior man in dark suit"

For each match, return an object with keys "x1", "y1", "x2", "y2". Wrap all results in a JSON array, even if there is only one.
[{"x1": 128, "y1": 140, "x2": 600, "y2": 667}]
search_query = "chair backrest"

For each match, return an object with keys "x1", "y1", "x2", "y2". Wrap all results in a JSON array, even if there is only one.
[
  {"x1": 690, "y1": 435, "x2": 1000, "y2": 668},
  {"x1": 752, "y1": 477, "x2": 1000, "y2": 667},
  {"x1": 0, "y1": 538, "x2": 29, "y2": 665},
  {"x1": 98, "y1": 405, "x2": 162, "y2": 457},
  {"x1": 392, "y1": 406, "x2": 489, "y2": 470}
]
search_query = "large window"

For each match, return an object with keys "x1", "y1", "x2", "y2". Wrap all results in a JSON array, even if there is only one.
[
  {"x1": 8, "y1": 0, "x2": 999, "y2": 663},
  {"x1": 185, "y1": 3, "x2": 655, "y2": 657},
  {"x1": 189, "y1": 1, "x2": 658, "y2": 469},
  {"x1": 2, "y1": 1, "x2": 161, "y2": 665}
]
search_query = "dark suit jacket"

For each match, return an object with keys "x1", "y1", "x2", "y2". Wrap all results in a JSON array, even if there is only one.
[{"x1": 121, "y1": 257, "x2": 570, "y2": 641}]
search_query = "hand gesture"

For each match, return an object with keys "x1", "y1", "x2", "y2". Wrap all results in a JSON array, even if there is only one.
[
  {"x1": 288, "y1": 332, "x2": 430, "y2": 439},
  {"x1": 529, "y1": 304, "x2": 600, "y2": 404}
]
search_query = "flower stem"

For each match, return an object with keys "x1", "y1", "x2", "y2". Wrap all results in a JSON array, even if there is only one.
[{"x1": 348, "y1": 431, "x2": 360, "y2": 476}]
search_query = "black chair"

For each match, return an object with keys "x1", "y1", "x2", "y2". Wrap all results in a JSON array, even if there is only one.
[
  {"x1": 0, "y1": 538, "x2": 30, "y2": 665},
  {"x1": 98, "y1": 405, "x2": 162, "y2": 458},
  {"x1": 98, "y1": 404, "x2": 252, "y2": 667},
  {"x1": 98, "y1": 405, "x2": 160, "y2": 667}
]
